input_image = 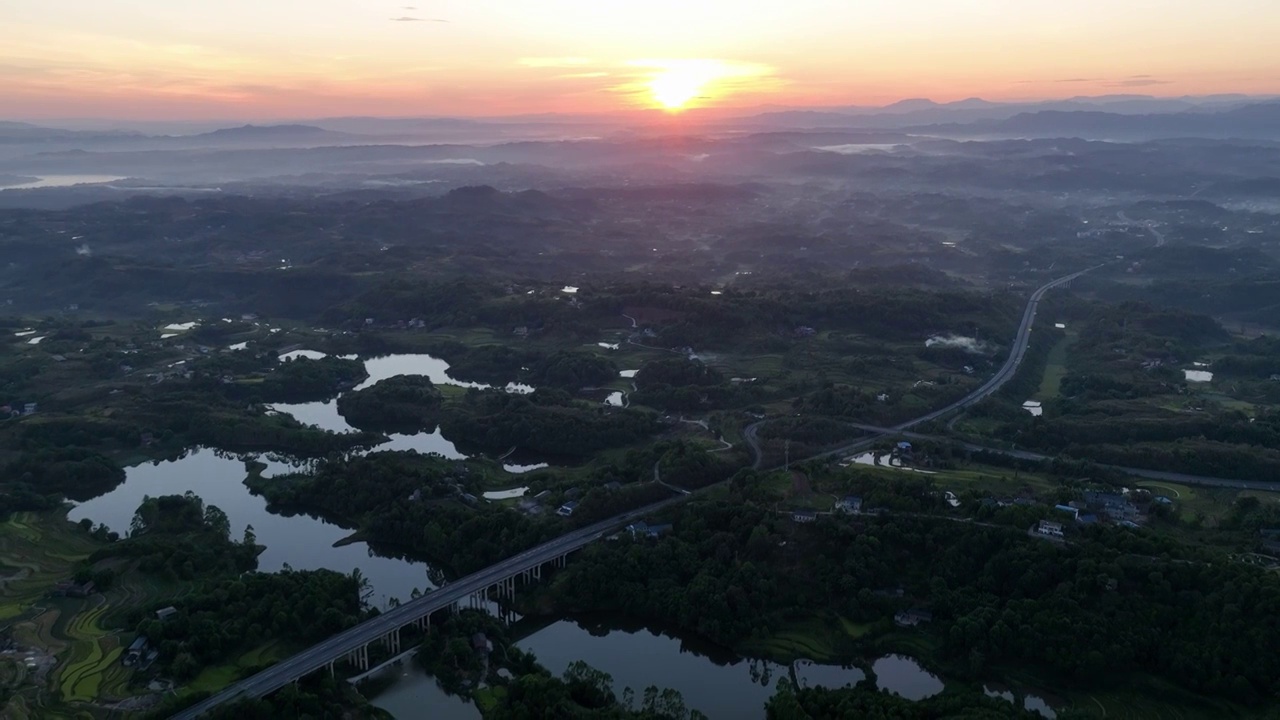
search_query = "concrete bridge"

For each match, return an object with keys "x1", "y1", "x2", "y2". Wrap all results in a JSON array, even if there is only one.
[{"x1": 171, "y1": 496, "x2": 682, "y2": 719}]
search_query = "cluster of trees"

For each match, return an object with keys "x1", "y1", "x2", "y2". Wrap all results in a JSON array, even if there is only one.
[
  {"x1": 438, "y1": 388, "x2": 661, "y2": 459},
  {"x1": 152, "y1": 680, "x2": 385, "y2": 720},
  {"x1": 91, "y1": 493, "x2": 259, "y2": 581},
  {"x1": 336, "y1": 375, "x2": 443, "y2": 433},
  {"x1": 255, "y1": 356, "x2": 367, "y2": 403},
  {"x1": 528, "y1": 350, "x2": 618, "y2": 390},
  {"x1": 248, "y1": 451, "x2": 561, "y2": 575},
  {"x1": 137, "y1": 395, "x2": 385, "y2": 455},
  {"x1": 5, "y1": 447, "x2": 125, "y2": 501},
  {"x1": 418, "y1": 340, "x2": 537, "y2": 384},
  {"x1": 550, "y1": 498, "x2": 1280, "y2": 703},
  {"x1": 630, "y1": 357, "x2": 762, "y2": 412},
  {"x1": 133, "y1": 568, "x2": 362, "y2": 680}
]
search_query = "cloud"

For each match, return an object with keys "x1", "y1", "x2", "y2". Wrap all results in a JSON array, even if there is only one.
[
  {"x1": 558, "y1": 72, "x2": 609, "y2": 79},
  {"x1": 518, "y1": 57, "x2": 594, "y2": 68},
  {"x1": 1054, "y1": 77, "x2": 1098, "y2": 83},
  {"x1": 1108, "y1": 77, "x2": 1172, "y2": 87},
  {"x1": 402, "y1": 5, "x2": 416, "y2": 8},
  {"x1": 390, "y1": 16, "x2": 447, "y2": 22}
]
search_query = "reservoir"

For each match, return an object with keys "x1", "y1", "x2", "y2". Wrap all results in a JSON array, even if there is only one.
[
  {"x1": 68, "y1": 351, "x2": 543, "y2": 606},
  {"x1": 367, "y1": 616, "x2": 956, "y2": 719}
]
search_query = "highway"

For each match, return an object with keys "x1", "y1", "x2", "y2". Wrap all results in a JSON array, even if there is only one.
[
  {"x1": 171, "y1": 496, "x2": 683, "y2": 719},
  {"x1": 745, "y1": 267, "x2": 1094, "y2": 468},
  {"x1": 837, "y1": 422, "x2": 1275, "y2": 491},
  {"x1": 177, "y1": 265, "x2": 1097, "y2": 717}
]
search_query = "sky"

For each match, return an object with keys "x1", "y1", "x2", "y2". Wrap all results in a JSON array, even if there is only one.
[{"x1": 3, "y1": 0, "x2": 1279, "y2": 120}]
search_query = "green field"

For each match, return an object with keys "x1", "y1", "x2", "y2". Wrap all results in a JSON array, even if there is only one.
[
  {"x1": 737, "y1": 613, "x2": 872, "y2": 663},
  {"x1": 55, "y1": 597, "x2": 125, "y2": 702},
  {"x1": 187, "y1": 640, "x2": 288, "y2": 694},
  {"x1": 1034, "y1": 333, "x2": 1072, "y2": 401},
  {"x1": 0, "y1": 512, "x2": 98, "y2": 620}
]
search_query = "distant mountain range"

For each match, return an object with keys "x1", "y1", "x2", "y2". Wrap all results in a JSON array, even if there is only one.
[
  {"x1": 193, "y1": 124, "x2": 348, "y2": 140},
  {"x1": 4, "y1": 94, "x2": 1280, "y2": 149},
  {"x1": 738, "y1": 94, "x2": 1275, "y2": 129},
  {"x1": 915, "y1": 101, "x2": 1280, "y2": 139}
]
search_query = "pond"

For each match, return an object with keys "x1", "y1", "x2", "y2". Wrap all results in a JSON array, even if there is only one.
[
  {"x1": 844, "y1": 453, "x2": 937, "y2": 475},
  {"x1": 68, "y1": 449, "x2": 442, "y2": 606},
  {"x1": 984, "y1": 683, "x2": 1058, "y2": 718}
]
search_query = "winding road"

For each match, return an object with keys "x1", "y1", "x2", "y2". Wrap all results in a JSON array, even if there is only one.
[{"x1": 746, "y1": 267, "x2": 1095, "y2": 468}]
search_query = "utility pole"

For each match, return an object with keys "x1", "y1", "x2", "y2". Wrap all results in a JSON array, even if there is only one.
[{"x1": 784, "y1": 439, "x2": 791, "y2": 472}]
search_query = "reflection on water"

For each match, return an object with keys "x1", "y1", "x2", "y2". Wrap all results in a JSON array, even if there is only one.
[
  {"x1": 2, "y1": 174, "x2": 128, "y2": 190},
  {"x1": 355, "y1": 354, "x2": 534, "y2": 394},
  {"x1": 70, "y1": 353, "x2": 551, "y2": 605},
  {"x1": 368, "y1": 661, "x2": 481, "y2": 720},
  {"x1": 872, "y1": 654, "x2": 942, "y2": 700},
  {"x1": 984, "y1": 683, "x2": 1058, "y2": 718},
  {"x1": 68, "y1": 449, "x2": 441, "y2": 605},
  {"x1": 518, "y1": 618, "x2": 865, "y2": 719}
]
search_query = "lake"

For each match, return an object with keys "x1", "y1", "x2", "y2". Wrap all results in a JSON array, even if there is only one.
[
  {"x1": 69, "y1": 449, "x2": 443, "y2": 606},
  {"x1": 1, "y1": 174, "x2": 128, "y2": 190},
  {"x1": 367, "y1": 616, "x2": 951, "y2": 719},
  {"x1": 68, "y1": 350, "x2": 549, "y2": 606}
]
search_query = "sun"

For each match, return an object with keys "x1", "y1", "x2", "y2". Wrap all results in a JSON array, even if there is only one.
[
  {"x1": 645, "y1": 61, "x2": 721, "y2": 111},
  {"x1": 649, "y1": 68, "x2": 711, "y2": 111}
]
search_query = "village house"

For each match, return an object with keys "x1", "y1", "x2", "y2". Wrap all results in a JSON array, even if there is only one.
[
  {"x1": 791, "y1": 510, "x2": 818, "y2": 523},
  {"x1": 122, "y1": 636, "x2": 149, "y2": 666},
  {"x1": 626, "y1": 521, "x2": 674, "y2": 539},
  {"x1": 556, "y1": 501, "x2": 579, "y2": 517},
  {"x1": 836, "y1": 496, "x2": 863, "y2": 514},
  {"x1": 1036, "y1": 520, "x2": 1065, "y2": 538}
]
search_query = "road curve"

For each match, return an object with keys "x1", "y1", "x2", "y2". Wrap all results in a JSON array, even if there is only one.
[
  {"x1": 177, "y1": 268, "x2": 1091, "y2": 717},
  {"x1": 171, "y1": 496, "x2": 683, "y2": 719},
  {"x1": 745, "y1": 268, "x2": 1094, "y2": 468}
]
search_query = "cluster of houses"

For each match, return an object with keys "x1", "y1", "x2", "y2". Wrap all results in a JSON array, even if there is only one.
[
  {"x1": 0, "y1": 402, "x2": 37, "y2": 417},
  {"x1": 790, "y1": 495, "x2": 866, "y2": 524},
  {"x1": 1034, "y1": 489, "x2": 1165, "y2": 539}
]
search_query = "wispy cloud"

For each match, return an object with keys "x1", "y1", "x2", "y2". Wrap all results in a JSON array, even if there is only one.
[
  {"x1": 558, "y1": 71, "x2": 609, "y2": 79},
  {"x1": 518, "y1": 57, "x2": 594, "y2": 68},
  {"x1": 1054, "y1": 77, "x2": 1098, "y2": 83},
  {"x1": 390, "y1": 16, "x2": 447, "y2": 22},
  {"x1": 1108, "y1": 77, "x2": 1172, "y2": 87}
]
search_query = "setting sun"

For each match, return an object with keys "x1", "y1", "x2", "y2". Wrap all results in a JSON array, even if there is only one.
[
  {"x1": 635, "y1": 59, "x2": 776, "y2": 112},
  {"x1": 648, "y1": 65, "x2": 716, "y2": 110}
]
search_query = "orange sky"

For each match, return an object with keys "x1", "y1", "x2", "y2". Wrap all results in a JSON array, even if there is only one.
[{"x1": 3, "y1": 0, "x2": 1278, "y2": 119}]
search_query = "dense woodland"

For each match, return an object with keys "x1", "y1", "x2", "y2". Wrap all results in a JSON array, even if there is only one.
[
  {"x1": 135, "y1": 568, "x2": 362, "y2": 680},
  {"x1": 547, "y1": 497, "x2": 1280, "y2": 703}
]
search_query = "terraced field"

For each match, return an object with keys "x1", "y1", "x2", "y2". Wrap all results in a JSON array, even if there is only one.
[
  {"x1": 0, "y1": 512, "x2": 97, "y2": 621},
  {"x1": 55, "y1": 596, "x2": 125, "y2": 702}
]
